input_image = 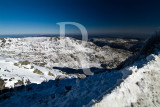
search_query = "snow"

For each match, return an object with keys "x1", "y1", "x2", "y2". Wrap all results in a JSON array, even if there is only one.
[
  {"x1": 93, "y1": 53, "x2": 160, "y2": 107},
  {"x1": 0, "y1": 57, "x2": 75, "y2": 88},
  {"x1": 0, "y1": 37, "x2": 159, "y2": 107},
  {"x1": 0, "y1": 51, "x2": 159, "y2": 107},
  {"x1": 0, "y1": 37, "x2": 131, "y2": 69}
]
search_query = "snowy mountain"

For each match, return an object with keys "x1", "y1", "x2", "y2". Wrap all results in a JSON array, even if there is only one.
[
  {"x1": 0, "y1": 45, "x2": 159, "y2": 107},
  {"x1": 0, "y1": 35, "x2": 159, "y2": 107},
  {"x1": 0, "y1": 37, "x2": 132, "y2": 90},
  {"x1": 0, "y1": 37, "x2": 131, "y2": 69}
]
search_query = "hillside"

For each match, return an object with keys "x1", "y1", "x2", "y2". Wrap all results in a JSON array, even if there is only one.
[
  {"x1": 0, "y1": 57, "x2": 76, "y2": 90},
  {"x1": 0, "y1": 37, "x2": 131, "y2": 69},
  {"x1": 0, "y1": 35, "x2": 159, "y2": 107},
  {"x1": 0, "y1": 43, "x2": 159, "y2": 107},
  {"x1": 0, "y1": 37, "x2": 133, "y2": 90}
]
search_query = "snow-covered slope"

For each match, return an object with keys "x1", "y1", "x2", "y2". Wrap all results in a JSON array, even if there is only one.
[
  {"x1": 0, "y1": 57, "x2": 75, "y2": 90},
  {"x1": 0, "y1": 36, "x2": 159, "y2": 107},
  {"x1": 0, "y1": 50, "x2": 159, "y2": 107},
  {"x1": 0, "y1": 37, "x2": 131, "y2": 69},
  {"x1": 93, "y1": 34, "x2": 160, "y2": 107},
  {"x1": 0, "y1": 37, "x2": 131, "y2": 90},
  {"x1": 93, "y1": 53, "x2": 160, "y2": 107}
]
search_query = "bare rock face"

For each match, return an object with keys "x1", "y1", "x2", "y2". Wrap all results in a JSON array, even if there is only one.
[
  {"x1": 118, "y1": 34, "x2": 160, "y2": 70},
  {"x1": 90, "y1": 37, "x2": 144, "y2": 53},
  {"x1": 0, "y1": 79, "x2": 5, "y2": 90},
  {"x1": 0, "y1": 37, "x2": 131, "y2": 69}
]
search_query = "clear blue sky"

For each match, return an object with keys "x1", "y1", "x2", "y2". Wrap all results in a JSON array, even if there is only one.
[{"x1": 0, "y1": 0, "x2": 160, "y2": 34}]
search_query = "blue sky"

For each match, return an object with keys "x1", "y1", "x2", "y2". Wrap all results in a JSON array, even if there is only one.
[{"x1": 0, "y1": 0, "x2": 160, "y2": 35}]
